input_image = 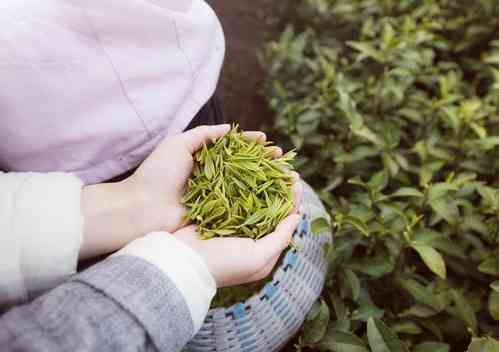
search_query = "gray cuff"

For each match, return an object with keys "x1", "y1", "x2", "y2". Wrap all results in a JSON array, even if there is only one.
[{"x1": 73, "y1": 255, "x2": 195, "y2": 352}]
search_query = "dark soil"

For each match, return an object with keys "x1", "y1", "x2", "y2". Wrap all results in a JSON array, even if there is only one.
[{"x1": 208, "y1": 0, "x2": 282, "y2": 130}]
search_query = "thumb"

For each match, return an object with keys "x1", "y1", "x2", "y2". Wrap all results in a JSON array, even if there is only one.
[
  {"x1": 176, "y1": 124, "x2": 231, "y2": 154},
  {"x1": 254, "y1": 214, "x2": 300, "y2": 263}
]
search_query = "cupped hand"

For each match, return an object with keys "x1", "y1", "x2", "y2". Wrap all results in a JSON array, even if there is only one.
[
  {"x1": 80, "y1": 124, "x2": 286, "y2": 260},
  {"x1": 173, "y1": 180, "x2": 303, "y2": 288},
  {"x1": 125, "y1": 124, "x2": 231, "y2": 235},
  {"x1": 126, "y1": 124, "x2": 286, "y2": 235}
]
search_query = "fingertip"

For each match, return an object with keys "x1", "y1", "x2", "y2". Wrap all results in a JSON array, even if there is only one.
[
  {"x1": 209, "y1": 124, "x2": 231, "y2": 141},
  {"x1": 289, "y1": 171, "x2": 300, "y2": 183},
  {"x1": 256, "y1": 214, "x2": 299, "y2": 259},
  {"x1": 183, "y1": 124, "x2": 232, "y2": 153},
  {"x1": 219, "y1": 123, "x2": 231, "y2": 133},
  {"x1": 275, "y1": 214, "x2": 300, "y2": 242},
  {"x1": 242, "y1": 131, "x2": 267, "y2": 144},
  {"x1": 265, "y1": 146, "x2": 283, "y2": 158}
]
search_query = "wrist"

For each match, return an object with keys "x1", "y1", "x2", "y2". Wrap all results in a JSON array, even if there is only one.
[{"x1": 80, "y1": 180, "x2": 141, "y2": 259}]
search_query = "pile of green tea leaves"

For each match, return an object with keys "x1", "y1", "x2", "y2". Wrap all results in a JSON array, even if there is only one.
[
  {"x1": 263, "y1": 0, "x2": 499, "y2": 350},
  {"x1": 182, "y1": 125, "x2": 296, "y2": 240}
]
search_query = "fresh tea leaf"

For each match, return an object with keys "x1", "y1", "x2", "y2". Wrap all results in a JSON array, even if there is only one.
[
  {"x1": 367, "y1": 318, "x2": 409, "y2": 352},
  {"x1": 411, "y1": 244, "x2": 447, "y2": 279}
]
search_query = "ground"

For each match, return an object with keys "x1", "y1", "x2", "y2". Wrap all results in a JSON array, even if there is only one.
[{"x1": 209, "y1": 0, "x2": 281, "y2": 130}]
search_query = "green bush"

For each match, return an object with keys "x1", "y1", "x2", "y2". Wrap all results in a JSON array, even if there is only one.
[{"x1": 263, "y1": 0, "x2": 499, "y2": 350}]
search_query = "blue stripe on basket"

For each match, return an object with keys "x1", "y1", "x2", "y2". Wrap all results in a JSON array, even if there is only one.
[
  {"x1": 233, "y1": 303, "x2": 246, "y2": 319},
  {"x1": 285, "y1": 251, "x2": 298, "y2": 267},
  {"x1": 264, "y1": 283, "x2": 277, "y2": 298},
  {"x1": 297, "y1": 219, "x2": 306, "y2": 235},
  {"x1": 303, "y1": 218, "x2": 311, "y2": 235}
]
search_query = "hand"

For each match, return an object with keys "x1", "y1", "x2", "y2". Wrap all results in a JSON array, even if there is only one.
[
  {"x1": 125, "y1": 124, "x2": 232, "y2": 234},
  {"x1": 80, "y1": 124, "x2": 285, "y2": 260},
  {"x1": 173, "y1": 180, "x2": 303, "y2": 288},
  {"x1": 127, "y1": 125, "x2": 285, "y2": 234}
]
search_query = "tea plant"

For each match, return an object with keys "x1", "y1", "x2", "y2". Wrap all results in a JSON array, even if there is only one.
[{"x1": 264, "y1": 0, "x2": 499, "y2": 350}]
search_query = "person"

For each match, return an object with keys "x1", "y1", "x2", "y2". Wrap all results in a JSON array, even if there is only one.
[{"x1": 0, "y1": 1, "x2": 303, "y2": 351}]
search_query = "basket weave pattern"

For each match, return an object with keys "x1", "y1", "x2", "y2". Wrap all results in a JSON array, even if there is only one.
[{"x1": 185, "y1": 182, "x2": 332, "y2": 352}]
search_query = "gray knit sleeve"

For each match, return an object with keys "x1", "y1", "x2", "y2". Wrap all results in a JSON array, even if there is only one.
[{"x1": 0, "y1": 255, "x2": 195, "y2": 352}]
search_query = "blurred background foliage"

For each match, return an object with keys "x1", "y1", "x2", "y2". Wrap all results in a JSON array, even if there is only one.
[{"x1": 261, "y1": 0, "x2": 499, "y2": 351}]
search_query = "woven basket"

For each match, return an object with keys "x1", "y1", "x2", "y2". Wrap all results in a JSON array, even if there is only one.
[{"x1": 184, "y1": 181, "x2": 332, "y2": 352}]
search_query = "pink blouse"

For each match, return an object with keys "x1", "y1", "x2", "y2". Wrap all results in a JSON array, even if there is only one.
[{"x1": 0, "y1": 0, "x2": 225, "y2": 184}]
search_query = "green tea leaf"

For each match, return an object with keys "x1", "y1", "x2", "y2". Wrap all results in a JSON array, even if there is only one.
[
  {"x1": 317, "y1": 330, "x2": 369, "y2": 352},
  {"x1": 428, "y1": 183, "x2": 458, "y2": 201},
  {"x1": 397, "y1": 278, "x2": 446, "y2": 311},
  {"x1": 303, "y1": 299, "x2": 330, "y2": 344},
  {"x1": 467, "y1": 338, "x2": 499, "y2": 352},
  {"x1": 343, "y1": 216, "x2": 370, "y2": 236},
  {"x1": 450, "y1": 289, "x2": 477, "y2": 333},
  {"x1": 389, "y1": 187, "x2": 424, "y2": 198},
  {"x1": 489, "y1": 291, "x2": 499, "y2": 320},
  {"x1": 479, "y1": 258, "x2": 499, "y2": 276},
  {"x1": 429, "y1": 198, "x2": 459, "y2": 225},
  {"x1": 411, "y1": 244, "x2": 447, "y2": 279},
  {"x1": 344, "y1": 269, "x2": 361, "y2": 301},
  {"x1": 351, "y1": 303, "x2": 384, "y2": 321},
  {"x1": 390, "y1": 320, "x2": 422, "y2": 335},
  {"x1": 367, "y1": 318, "x2": 409, "y2": 352},
  {"x1": 347, "y1": 41, "x2": 385, "y2": 62},
  {"x1": 312, "y1": 217, "x2": 331, "y2": 235},
  {"x1": 399, "y1": 305, "x2": 438, "y2": 318},
  {"x1": 413, "y1": 342, "x2": 450, "y2": 352}
]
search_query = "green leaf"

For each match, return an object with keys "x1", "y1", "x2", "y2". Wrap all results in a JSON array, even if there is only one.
[
  {"x1": 429, "y1": 198, "x2": 459, "y2": 225},
  {"x1": 343, "y1": 216, "x2": 370, "y2": 236},
  {"x1": 467, "y1": 338, "x2": 499, "y2": 352},
  {"x1": 413, "y1": 342, "x2": 450, "y2": 352},
  {"x1": 368, "y1": 170, "x2": 389, "y2": 192},
  {"x1": 472, "y1": 137, "x2": 499, "y2": 151},
  {"x1": 411, "y1": 244, "x2": 447, "y2": 279},
  {"x1": 450, "y1": 289, "x2": 477, "y2": 333},
  {"x1": 389, "y1": 187, "x2": 424, "y2": 198},
  {"x1": 297, "y1": 110, "x2": 321, "y2": 135},
  {"x1": 427, "y1": 183, "x2": 458, "y2": 201},
  {"x1": 479, "y1": 258, "x2": 499, "y2": 276},
  {"x1": 413, "y1": 229, "x2": 466, "y2": 259},
  {"x1": 390, "y1": 320, "x2": 422, "y2": 335},
  {"x1": 330, "y1": 293, "x2": 347, "y2": 321},
  {"x1": 312, "y1": 217, "x2": 331, "y2": 235},
  {"x1": 344, "y1": 269, "x2": 361, "y2": 301},
  {"x1": 399, "y1": 305, "x2": 438, "y2": 318},
  {"x1": 317, "y1": 330, "x2": 370, "y2": 352},
  {"x1": 412, "y1": 229, "x2": 442, "y2": 245},
  {"x1": 347, "y1": 41, "x2": 385, "y2": 62},
  {"x1": 348, "y1": 256, "x2": 394, "y2": 279},
  {"x1": 303, "y1": 299, "x2": 330, "y2": 344},
  {"x1": 489, "y1": 291, "x2": 499, "y2": 320},
  {"x1": 366, "y1": 318, "x2": 409, "y2": 352},
  {"x1": 432, "y1": 237, "x2": 467, "y2": 259},
  {"x1": 351, "y1": 303, "x2": 384, "y2": 321},
  {"x1": 491, "y1": 281, "x2": 499, "y2": 292},
  {"x1": 397, "y1": 278, "x2": 446, "y2": 311},
  {"x1": 351, "y1": 125, "x2": 386, "y2": 147}
]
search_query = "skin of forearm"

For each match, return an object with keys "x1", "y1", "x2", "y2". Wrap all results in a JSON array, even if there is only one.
[{"x1": 80, "y1": 181, "x2": 143, "y2": 260}]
